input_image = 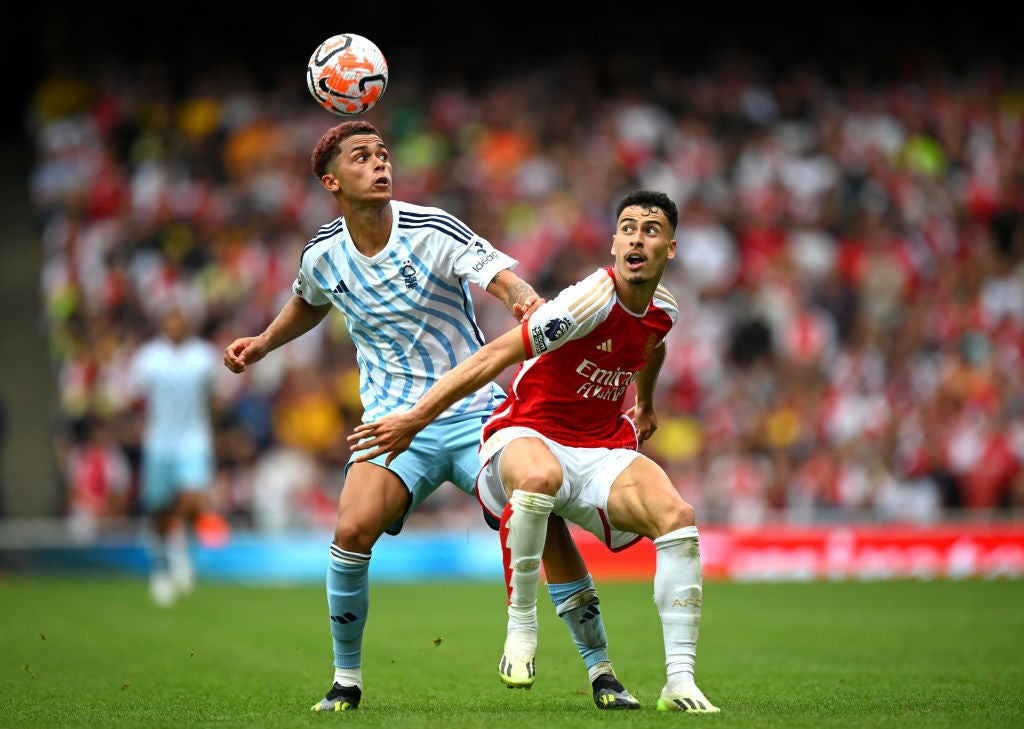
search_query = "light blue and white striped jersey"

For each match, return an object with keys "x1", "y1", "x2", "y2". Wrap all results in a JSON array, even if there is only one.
[
  {"x1": 293, "y1": 200, "x2": 516, "y2": 423},
  {"x1": 130, "y1": 336, "x2": 218, "y2": 458}
]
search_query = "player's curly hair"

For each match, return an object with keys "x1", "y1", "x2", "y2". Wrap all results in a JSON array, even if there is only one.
[
  {"x1": 310, "y1": 120, "x2": 382, "y2": 178},
  {"x1": 616, "y1": 190, "x2": 678, "y2": 231}
]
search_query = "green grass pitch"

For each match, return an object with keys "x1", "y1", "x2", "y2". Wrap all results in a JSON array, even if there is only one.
[{"x1": 3, "y1": 575, "x2": 1022, "y2": 728}]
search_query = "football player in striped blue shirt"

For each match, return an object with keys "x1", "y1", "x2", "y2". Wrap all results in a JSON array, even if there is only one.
[
  {"x1": 223, "y1": 121, "x2": 637, "y2": 712},
  {"x1": 130, "y1": 303, "x2": 222, "y2": 607}
]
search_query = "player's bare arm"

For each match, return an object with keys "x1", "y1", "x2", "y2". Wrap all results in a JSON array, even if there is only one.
[
  {"x1": 626, "y1": 342, "x2": 667, "y2": 445},
  {"x1": 349, "y1": 326, "x2": 528, "y2": 465},
  {"x1": 223, "y1": 296, "x2": 331, "y2": 373},
  {"x1": 487, "y1": 269, "x2": 543, "y2": 321}
]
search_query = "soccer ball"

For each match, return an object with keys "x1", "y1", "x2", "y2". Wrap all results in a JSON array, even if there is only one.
[{"x1": 306, "y1": 34, "x2": 389, "y2": 116}]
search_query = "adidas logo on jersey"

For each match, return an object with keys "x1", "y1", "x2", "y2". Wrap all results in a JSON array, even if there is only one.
[{"x1": 595, "y1": 339, "x2": 613, "y2": 352}]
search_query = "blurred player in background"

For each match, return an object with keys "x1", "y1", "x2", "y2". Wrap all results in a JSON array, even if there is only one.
[
  {"x1": 129, "y1": 302, "x2": 226, "y2": 608},
  {"x1": 350, "y1": 190, "x2": 720, "y2": 712},
  {"x1": 63, "y1": 414, "x2": 132, "y2": 542},
  {"x1": 223, "y1": 121, "x2": 638, "y2": 712}
]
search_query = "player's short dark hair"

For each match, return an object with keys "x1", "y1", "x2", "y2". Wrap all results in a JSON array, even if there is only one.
[
  {"x1": 616, "y1": 190, "x2": 678, "y2": 232},
  {"x1": 311, "y1": 120, "x2": 383, "y2": 178}
]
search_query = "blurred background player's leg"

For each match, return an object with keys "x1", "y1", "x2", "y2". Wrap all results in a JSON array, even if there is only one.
[
  {"x1": 147, "y1": 508, "x2": 177, "y2": 607},
  {"x1": 142, "y1": 456, "x2": 178, "y2": 607}
]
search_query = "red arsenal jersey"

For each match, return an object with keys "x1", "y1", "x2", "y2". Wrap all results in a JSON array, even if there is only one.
[{"x1": 483, "y1": 267, "x2": 678, "y2": 449}]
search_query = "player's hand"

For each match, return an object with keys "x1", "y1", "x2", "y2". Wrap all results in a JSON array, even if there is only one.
[
  {"x1": 626, "y1": 403, "x2": 658, "y2": 446},
  {"x1": 348, "y1": 414, "x2": 420, "y2": 466},
  {"x1": 512, "y1": 294, "x2": 545, "y2": 322},
  {"x1": 223, "y1": 336, "x2": 269, "y2": 373}
]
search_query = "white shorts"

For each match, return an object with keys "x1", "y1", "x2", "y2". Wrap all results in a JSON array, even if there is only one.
[{"x1": 476, "y1": 426, "x2": 645, "y2": 551}]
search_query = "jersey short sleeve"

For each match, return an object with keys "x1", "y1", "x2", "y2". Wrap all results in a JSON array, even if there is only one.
[
  {"x1": 522, "y1": 269, "x2": 613, "y2": 357},
  {"x1": 293, "y1": 260, "x2": 330, "y2": 306},
  {"x1": 450, "y1": 234, "x2": 518, "y2": 290}
]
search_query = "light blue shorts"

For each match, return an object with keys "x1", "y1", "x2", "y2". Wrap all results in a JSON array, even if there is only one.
[
  {"x1": 346, "y1": 411, "x2": 488, "y2": 535},
  {"x1": 140, "y1": 447, "x2": 214, "y2": 513}
]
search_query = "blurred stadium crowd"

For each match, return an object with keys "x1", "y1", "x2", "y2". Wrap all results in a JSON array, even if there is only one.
[{"x1": 24, "y1": 44, "x2": 1024, "y2": 537}]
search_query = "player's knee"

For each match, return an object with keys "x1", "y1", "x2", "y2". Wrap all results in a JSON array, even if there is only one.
[
  {"x1": 661, "y1": 499, "x2": 696, "y2": 531},
  {"x1": 333, "y1": 519, "x2": 377, "y2": 554},
  {"x1": 508, "y1": 463, "x2": 561, "y2": 497}
]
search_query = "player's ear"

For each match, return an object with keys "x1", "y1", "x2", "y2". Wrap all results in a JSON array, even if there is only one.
[
  {"x1": 666, "y1": 238, "x2": 676, "y2": 260},
  {"x1": 320, "y1": 173, "x2": 340, "y2": 193}
]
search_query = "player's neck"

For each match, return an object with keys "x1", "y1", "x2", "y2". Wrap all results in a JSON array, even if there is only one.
[
  {"x1": 615, "y1": 276, "x2": 660, "y2": 314},
  {"x1": 343, "y1": 199, "x2": 393, "y2": 256}
]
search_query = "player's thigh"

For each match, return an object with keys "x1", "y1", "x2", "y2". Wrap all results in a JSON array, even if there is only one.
[
  {"x1": 496, "y1": 437, "x2": 563, "y2": 497},
  {"x1": 606, "y1": 455, "x2": 692, "y2": 538},
  {"x1": 337, "y1": 461, "x2": 411, "y2": 533},
  {"x1": 140, "y1": 455, "x2": 175, "y2": 513}
]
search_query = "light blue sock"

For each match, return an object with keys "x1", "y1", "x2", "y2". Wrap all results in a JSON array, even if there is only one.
[
  {"x1": 327, "y1": 544, "x2": 371, "y2": 670},
  {"x1": 548, "y1": 574, "x2": 610, "y2": 670}
]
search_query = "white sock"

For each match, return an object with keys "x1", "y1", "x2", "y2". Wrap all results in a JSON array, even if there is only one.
[
  {"x1": 168, "y1": 538, "x2": 194, "y2": 591},
  {"x1": 333, "y1": 666, "x2": 362, "y2": 690},
  {"x1": 502, "y1": 490, "x2": 556, "y2": 629},
  {"x1": 653, "y1": 525, "x2": 702, "y2": 685}
]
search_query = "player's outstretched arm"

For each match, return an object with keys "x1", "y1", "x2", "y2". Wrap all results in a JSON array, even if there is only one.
[
  {"x1": 223, "y1": 296, "x2": 331, "y2": 373},
  {"x1": 487, "y1": 269, "x2": 544, "y2": 322},
  {"x1": 349, "y1": 326, "x2": 528, "y2": 465}
]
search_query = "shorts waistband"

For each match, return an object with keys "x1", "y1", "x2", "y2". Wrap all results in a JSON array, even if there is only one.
[{"x1": 480, "y1": 426, "x2": 543, "y2": 462}]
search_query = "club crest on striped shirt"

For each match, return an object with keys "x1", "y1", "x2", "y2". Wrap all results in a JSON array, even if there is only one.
[{"x1": 399, "y1": 260, "x2": 419, "y2": 289}]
